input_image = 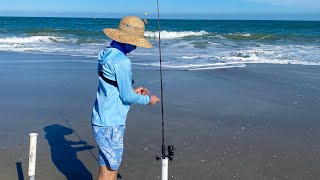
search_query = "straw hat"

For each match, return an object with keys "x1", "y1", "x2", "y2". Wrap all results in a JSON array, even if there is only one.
[{"x1": 103, "y1": 16, "x2": 152, "y2": 48}]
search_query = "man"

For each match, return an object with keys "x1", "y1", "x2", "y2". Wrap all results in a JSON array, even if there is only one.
[{"x1": 91, "y1": 16, "x2": 160, "y2": 180}]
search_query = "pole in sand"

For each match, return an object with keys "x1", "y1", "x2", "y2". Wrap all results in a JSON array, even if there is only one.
[{"x1": 28, "y1": 133, "x2": 38, "y2": 180}]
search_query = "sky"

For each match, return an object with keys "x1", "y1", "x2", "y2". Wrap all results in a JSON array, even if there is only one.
[{"x1": 0, "y1": 0, "x2": 319, "y2": 20}]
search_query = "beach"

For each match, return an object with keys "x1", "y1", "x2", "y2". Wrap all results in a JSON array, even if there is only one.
[{"x1": 1, "y1": 51, "x2": 320, "y2": 179}]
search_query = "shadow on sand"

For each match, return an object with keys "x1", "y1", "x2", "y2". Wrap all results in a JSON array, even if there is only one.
[
  {"x1": 16, "y1": 162, "x2": 24, "y2": 180},
  {"x1": 44, "y1": 124, "x2": 94, "y2": 180}
]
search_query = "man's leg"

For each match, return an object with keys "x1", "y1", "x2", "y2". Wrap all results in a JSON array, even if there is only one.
[
  {"x1": 93, "y1": 125, "x2": 125, "y2": 180},
  {"x1": 98, "y1": 166, "x2": 118, "y2": 180}
]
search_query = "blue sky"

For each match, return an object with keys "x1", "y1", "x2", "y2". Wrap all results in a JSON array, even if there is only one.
[{"x1": 0, "y1": 0, "x2": 319, "y2": 20}]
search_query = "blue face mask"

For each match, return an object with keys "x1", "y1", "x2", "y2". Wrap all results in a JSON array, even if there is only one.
[
  {"x1": 110, "y1": 40, "x2": 136, "y2": 55},
  {"x1": 123, "y1": 43, "x2": 137, "y2": 53}
]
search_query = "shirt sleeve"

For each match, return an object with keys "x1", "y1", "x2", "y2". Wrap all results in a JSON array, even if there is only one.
[{"x1": 114, "y1": 61, "x2": 150, "y2": 105}]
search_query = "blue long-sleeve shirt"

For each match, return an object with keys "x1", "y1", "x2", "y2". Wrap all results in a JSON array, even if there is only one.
[{"x1": 91, "y1": 47, "x2": 150, "y2": 126}]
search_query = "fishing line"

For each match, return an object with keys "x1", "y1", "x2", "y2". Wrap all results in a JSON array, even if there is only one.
[{"x1": 57, "y1": 111, "x2": 98, "y2": 162}]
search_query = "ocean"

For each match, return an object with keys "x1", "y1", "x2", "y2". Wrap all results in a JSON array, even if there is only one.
[{"x1": 0, "y1": 17, "x2": 319, "y2": 70}]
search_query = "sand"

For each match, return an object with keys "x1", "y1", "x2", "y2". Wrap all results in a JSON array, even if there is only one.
[{"x1": 1, "y1": 52, "x2": 320, "y2": 179}]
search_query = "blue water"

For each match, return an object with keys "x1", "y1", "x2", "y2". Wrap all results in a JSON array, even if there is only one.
[{"x1": 0, "y1": 17, "x2": 319, "y2": 70}]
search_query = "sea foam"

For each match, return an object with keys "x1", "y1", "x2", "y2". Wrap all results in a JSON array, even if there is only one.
[
  {"x1": 0, "y1": 36, "x2": 76, "y2": 44},
  {"x1": 144, "y1": 30, "x2": 209, "y2": 39}
]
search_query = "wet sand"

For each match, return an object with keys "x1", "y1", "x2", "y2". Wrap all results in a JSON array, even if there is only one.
[{"x1": 1, "y1": 52, "x2": 320, "y2": 179}]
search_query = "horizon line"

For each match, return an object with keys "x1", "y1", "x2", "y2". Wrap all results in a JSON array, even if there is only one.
[{"x1": 0, "y1": 15, "x2": 320, "y2": 22}]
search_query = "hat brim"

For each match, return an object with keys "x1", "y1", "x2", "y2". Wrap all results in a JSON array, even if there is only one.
[{"x1": 103, "y1": 28, "x2": 153, "y2": 48}]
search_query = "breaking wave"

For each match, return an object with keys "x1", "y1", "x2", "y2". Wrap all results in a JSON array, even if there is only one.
[
  {"x1": 0, "y1": 36, "x2": 76, "y2": 44},
  {"x1": 133, "y1": 62, "x2": 246, "y2": 71},
  {"x1": 144, "y1": 30, "x2": 209, "y2": 39}
]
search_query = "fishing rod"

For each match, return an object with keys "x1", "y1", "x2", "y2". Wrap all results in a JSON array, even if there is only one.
[{"x1": 155, "y1": 1, "x2": 175, "y2": 180}]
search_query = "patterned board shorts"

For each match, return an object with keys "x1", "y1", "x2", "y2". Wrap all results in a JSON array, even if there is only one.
[{"x1": 92, "y1": 124, "x2": 126, "y2": 170}]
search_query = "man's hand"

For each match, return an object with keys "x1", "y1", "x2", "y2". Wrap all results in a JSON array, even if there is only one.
[
  {"x1": 149, "y1": 95, "x2": 160, "y2": 105},
  {"x1": 134, "y1": 87, "x2": 149, "y2": 95}
]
